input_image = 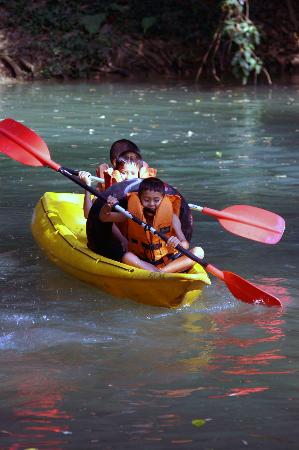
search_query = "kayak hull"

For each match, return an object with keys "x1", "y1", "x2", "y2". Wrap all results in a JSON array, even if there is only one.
[{"x1": 31, "y1": 193, "x2": 210, "y2": 308}]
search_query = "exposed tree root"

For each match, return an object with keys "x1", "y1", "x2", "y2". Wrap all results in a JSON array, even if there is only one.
[{"x1": 0, "y1": 53, "x2": 34, "y2": 79}]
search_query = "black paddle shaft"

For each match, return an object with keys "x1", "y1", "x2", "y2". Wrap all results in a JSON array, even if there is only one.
[{"x1": 59, "y1": 167, "x2": 104, "y2": 197}]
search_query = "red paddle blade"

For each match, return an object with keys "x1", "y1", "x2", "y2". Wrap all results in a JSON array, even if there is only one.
[
  {"x1": 223, "y1": 271, "x2": 282, "y2": 307},
  {"x1": 219, "y1": 205, "x2": 285, "y2": 244},
  {"x1": 0, "y1": 118, "x2": 50, "y2": 167}
]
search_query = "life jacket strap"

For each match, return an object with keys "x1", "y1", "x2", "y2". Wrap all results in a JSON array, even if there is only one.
[
  {"x1": 142, "y1": 252, "x2": 183, "y2": 267},
  {"x1": 142, "y1": 242, "x2": 162, "y2": 251},
  {"x1": 130, "y1": 238, "x2": 163, "y2": 251}
]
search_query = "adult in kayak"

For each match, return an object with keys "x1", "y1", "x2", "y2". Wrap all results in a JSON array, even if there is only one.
[{"x1": 86, "y1": 177, "x2": 204, "y2": 273}]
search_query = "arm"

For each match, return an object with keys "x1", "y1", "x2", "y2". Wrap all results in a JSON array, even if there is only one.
[
  {"x1": 169, "y1": 214, "x2": 205, "y2": 260},
  {"x1": 95, "y1": 163, "x2": 109, "y2": 191},
  {"x1": 170, "y1": 214, "x2": 189, "y2": 250},
  {"x1": 84, "y1": 193, "x2": 93, "y2": 219},
  {"x1": 78, "y1": 171, "x2": 93, "y2": 219},
  {"x1": 99, "y1": 196, "x2": 127, "y2": 223}
]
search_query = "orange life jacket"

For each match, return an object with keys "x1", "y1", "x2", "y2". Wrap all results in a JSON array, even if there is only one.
[
  {"x1": 139, "y1": 164, "x2": 157, "y2": 178},
  {"x1": 126, "y1": 192, "x2": 181, "y2": 267},
  {"x1": 104, "y1": 168, "x2": 123, "y2": 188},
  {"x1": 95, "y1": 163, "x2": 109, "y2": 191},
  {"x1": 96, "y1": 163, "x2": 157, "y2": 190}
]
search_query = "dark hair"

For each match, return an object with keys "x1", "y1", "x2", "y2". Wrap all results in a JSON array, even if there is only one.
[
  {"x1": 138, "y1": 177, "x2": 165, "y2": 196},
  {"x1": 110, "y1": 139, "x2": 141, "y2": 164},
  {"x1": 115, "y1": 153, "x2": 142, "y2": 171}
]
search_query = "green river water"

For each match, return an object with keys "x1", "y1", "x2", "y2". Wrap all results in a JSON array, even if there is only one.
[{"x1": 0, "y1": 80, "x2": 298, "y2": 449}]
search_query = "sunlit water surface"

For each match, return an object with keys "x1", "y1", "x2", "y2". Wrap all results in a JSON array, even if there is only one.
[{"x1": 0, "y1": 80, "x2": 298, "y2": 449}]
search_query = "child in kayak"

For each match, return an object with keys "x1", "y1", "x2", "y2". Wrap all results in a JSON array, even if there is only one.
[
  {"x1": 79, "y1": 139, "x2": 157, "y2": 218},
  {"x1": 86, "y1": 177, "x2": 204, "y2": 273},
  {"x1": 79, "y1": 154, "x2": 142, "y2": 218},
  {"x1": 96, "y1": 139, "x2": 156, "y2": 191},
  {"x1": 102, "y1": 152, "x2": 143, "y2": 188}
]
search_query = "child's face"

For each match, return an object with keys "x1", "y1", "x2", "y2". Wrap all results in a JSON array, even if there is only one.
[
  {"x1": 123, "y1": 151, "x2": 138, "y2": 159},
  {"x1": 112, "y1": 151, "x2": 139, "y2": 167},
  {"x1": 139, "y1": 189, "x2": 164, "y2": 214},
  {"x1": 119, "y1": 162, "x2": 139, "y2": 180}
]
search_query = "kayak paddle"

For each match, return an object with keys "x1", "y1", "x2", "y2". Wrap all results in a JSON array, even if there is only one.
[
  {"x1": 188, "y1": 203, "x2": 284, "y2": 244},
  {"x1": 0, "y1": 118, "x2": 285, "y2": 245},
  {"x1": 67, "y1": 171, "x2": 285, "y2": 241},
  {"x1": 0, "y1": 118, "x2": 282, "y2": 307},
  {"x1": 52, "y1": 172, "x2": 285, "y2": 245}
]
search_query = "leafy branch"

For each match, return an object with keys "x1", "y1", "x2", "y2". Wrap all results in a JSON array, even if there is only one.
[{"x1": 196, "y1": 0, "x2": 272, "y2": 85}]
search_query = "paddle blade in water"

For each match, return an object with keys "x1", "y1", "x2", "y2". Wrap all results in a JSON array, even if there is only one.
[
  {"x1": 0, "y1": 118, "x2": 50, "y2": 167},
  {"x1": 223, "y1": 271, "x2": 282, "y2": 307},
  {"x1": 218, "y1": 205, "x2": 285, "y2": 244}
]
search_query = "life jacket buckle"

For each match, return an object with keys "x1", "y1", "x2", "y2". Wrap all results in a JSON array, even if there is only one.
[
  {"x1": 160, "y1": 226, "x2": 171, "y2": 233},
  {"x1": 142, "y1": 242, "x2": 162, "y2": 251}
]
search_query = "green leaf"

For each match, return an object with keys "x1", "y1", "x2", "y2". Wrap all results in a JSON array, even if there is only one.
[
  {"x1": 254, "y1": 33, "x2": 261, "y2": 45},
  {"x1": 141, "y1": 16, "x2": 157, "y2": 34},
  {"x1": 79, "y1": 14, "x2": 106, "y2": 35},
  {"x1": 243, "y1": 49, "x2": 252, "y2": 61},
  {"x1": 192, "y1": 418, "x2": 206, "y2": 428},
  {"x1": 255, "y1": 64, "x2": 262, "y2": 75},
  {"x1": 110, "y1": 3, "x2": 129, "y2": 12},
  {"x1": 240, "y1": 23, "x2": 249, "y2": 32}
]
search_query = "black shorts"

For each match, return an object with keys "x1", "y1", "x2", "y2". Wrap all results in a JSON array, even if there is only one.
[
  {"x1": 88, "y1": 238, "x2": 126, "y2": 262},
  {"x1": 87, "y1": 197, "x2": 127, "y2": 262}
]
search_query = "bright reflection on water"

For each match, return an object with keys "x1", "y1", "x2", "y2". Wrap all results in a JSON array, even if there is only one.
[{"x1": 0, "y1": 80, "x2": 298, "y2": 449}]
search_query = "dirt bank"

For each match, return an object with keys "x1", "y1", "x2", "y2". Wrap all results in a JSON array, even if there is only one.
[{"x1": 0, "y1": 1, "x2": 298, "y2": 84}]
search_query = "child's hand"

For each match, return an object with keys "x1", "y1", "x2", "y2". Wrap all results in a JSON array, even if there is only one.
[
  {"x1": 196, "y1": 246, "x2": 205, "y2": 259},
  {"x1": 139, "y1": 165, "x2": 147, "y2": 178},
  {"x1": 166, "y1": 236, "x2": 180, "y2": 252},
  {"x1": 106, "y1": 195, "x2": 119, "y2": 207},
  {"x1": 79, "y1": 171, "x2": 92, "y2": 187},
  {"x1": 103, "y1": 195, "x2": 119, "y2": 216},
  {"x1": 96, "y1": 163, "x2": 109, "y2": 178}
]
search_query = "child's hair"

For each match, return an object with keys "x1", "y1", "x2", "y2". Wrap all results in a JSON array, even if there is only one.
[
  {"x1": 115, "y1": 153, "x2": 142, "y2": 171},
  {"x1": 110, "y1": 139, "x2": 141, "y2": 164},
  {"x1": 138, "y1": 177, "x2": 165, "y2": 196}
]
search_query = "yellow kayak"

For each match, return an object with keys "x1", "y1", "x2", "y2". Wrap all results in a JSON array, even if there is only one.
[{"x1": 31, "y1": 192, "x2": 211, "y2": 308}]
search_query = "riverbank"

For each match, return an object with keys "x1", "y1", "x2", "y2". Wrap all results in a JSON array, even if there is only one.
[{"x1": 0, "y1": 1, "x2": 298, "y2": 84}]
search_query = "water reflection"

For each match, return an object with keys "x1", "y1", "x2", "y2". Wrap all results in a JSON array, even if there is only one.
[
  {"x1": 257, "y1": 277, "x2": 291, "y2": 305},
  {"x1": 2, "y1": 368, "x2": 72, "y2": 450},
  {"x1": 105, "y1": 305, "x2": 291, "y2": 444},
  {"x1": 0, "y1": 297, "x2": 295, "y2": 447},
  {"x1": 205, "y1": 307, "x2": 291, "y2": 402}
]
